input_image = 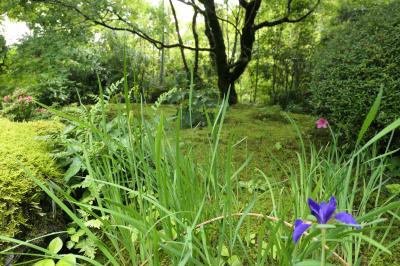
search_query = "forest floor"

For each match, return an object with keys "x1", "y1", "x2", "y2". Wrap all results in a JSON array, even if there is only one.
[
  {"x1": 178, "y1": 104, "x2": 319, "y2": 214},
  {"x1": 113, "y1": 103, "x2": 320, "y2": 214},
  {"x1": 114, "y1": 103, "x2": 318, "y2": 183}
]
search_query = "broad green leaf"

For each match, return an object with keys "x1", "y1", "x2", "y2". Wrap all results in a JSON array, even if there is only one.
[
  {"x1": 131, "y1": 228, "x2": 140, "y2": 243},
  {"x1": 64, "y1": 158, "x2": 82, "y2": 183},
  {"x1": 70, "y1": 229, "x2": 85, "y2": 242},
  {"x1": 306, "y1": 215, "x2": 317, "y2": 222},
  {"x1": 221, "y1": 245, "x2": 230, "y2": 257},
  {"x1": 33, "y1": 259, "x2": 56, "y2": 266},
  {"x1": 56, "y1": 254, "x2": 76, "y2": 266},
  {"x1": 386, "y1": 184, "x2": 400, "y2": 195},
  {"x1": 227, "y1": 255, "x2": 242, "y2": 266},
  {"x1": 75, "y1": 238, "x2": 97, "y2": 259},
  {"x1": 66, "y1": 227, "x2": 76, "y2": 235},
  {"x1": 66, "y1": 241, "x2": 75, "y2": 250},
  {"x1": 48, "y1": 237, "x2": 63, "y2": 254}
]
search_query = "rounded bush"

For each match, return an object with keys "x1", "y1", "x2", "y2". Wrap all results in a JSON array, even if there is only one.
[{"x1": 310, "y1": 2, "x2": 400, "y2": 146}]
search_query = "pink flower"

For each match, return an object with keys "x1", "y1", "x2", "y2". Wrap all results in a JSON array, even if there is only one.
[
  {"x1": 25, "y1": 96, "x2": 33, "y2": 103},
  {"x1": 3, "y1": 96, "x2": 10, "y2": 102},
  {"x1": 316, "y1": 118, "x2": 329, "y2": 129},
  {"x1": 18, "y1": 96, "x2": 24, "y2": 103}
]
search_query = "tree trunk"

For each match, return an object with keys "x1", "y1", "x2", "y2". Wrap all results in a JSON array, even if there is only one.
[{"x1": 218, "y1": 75, "x2": 238, "y2": 104}]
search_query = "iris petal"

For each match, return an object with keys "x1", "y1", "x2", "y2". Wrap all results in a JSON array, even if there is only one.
[
  {"x1": 293, "y1": 219, "x2": 312, "y2": 243},
  {"x1": 319, "y1": 196, "x2": 337, "y2": 224},
  {"x1": 308, "y1": 198, "x2": 320, "y2": 221},
  {"x1": 335, "y1": 212, "x2": 361, "y2": 229}
]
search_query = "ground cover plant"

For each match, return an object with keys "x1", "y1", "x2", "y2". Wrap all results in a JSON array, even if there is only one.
[
  {"x1": 0, "y1": 85, "x2": 399, "y2": 265},
  {"x1": 0, "y1": 118, "x2": 63, "y2": 259},
  {"x1": 0, "y1": 0, "x2": 399, "y2": 265}
]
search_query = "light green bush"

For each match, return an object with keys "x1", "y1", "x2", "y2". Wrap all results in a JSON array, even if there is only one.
[{"x1": 0, "y1": 118, "x2": 62, "y2": 239}]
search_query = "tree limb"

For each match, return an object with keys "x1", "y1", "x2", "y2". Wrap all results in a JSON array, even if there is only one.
[
  {"x1": 238, "y1": 0, "x2": 249, "y2": 8},
  {"x1": 38, "y1": 0, "x2": 212, "y2": 52},
  {"x1": 255, "y1": 0, "x2": 320, "y2": 30},
  {"x1": 176, "y1": 0, "x2": 205, "y2": 14},
  {"x1": 169, "y1": 0, "x2": 190, "y2": 77},
  {"x1": 192, "y1": 8, "x2": 200, "y2": 81}
]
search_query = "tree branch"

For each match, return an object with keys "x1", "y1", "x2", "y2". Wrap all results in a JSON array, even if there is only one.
[
  {"x1": 255, "y1": 0, "x2": 320, "y2": 30},
  {"x1": 175, "y1": 0, "x2": 205, "y2": 14},
  {"x1": 39, "y1": 0, "x2": 212, "y2": 52},
  {"x1": 192, "y1": 8, "x2": 200, "y2": 81},
  {"x1": 238, "y1": 0, "x2": 249, "y2": 8},
  {"x1": 169, "y1": 0, "x2": 190, "y2": 77}
]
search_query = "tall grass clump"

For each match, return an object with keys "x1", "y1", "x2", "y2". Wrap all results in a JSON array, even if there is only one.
[
  {"x1": 1, "y1": 83, "x2": 267, "y2": 265},
  {"x1": 277, "y1": 91, "x2": 400, "y2": 265},
  {"x1": 0, "y1": 82, "x2": 399, "y2": 265}
]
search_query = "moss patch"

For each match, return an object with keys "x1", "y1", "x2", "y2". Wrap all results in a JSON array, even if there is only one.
[
  {"x1": 180, "y1": 104, "x2": 314, "y2": 177},
  {"x1": 0, "y1": 118, "x2": 62, "y2": 239}
]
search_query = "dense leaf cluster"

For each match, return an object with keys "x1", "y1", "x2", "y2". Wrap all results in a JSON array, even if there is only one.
[
  {"x1": 310, "y1": 1, "x2": 400, "y2": 147},
  {"x1": 0, "y1": 118, "x2": 62, "y2": 263}
]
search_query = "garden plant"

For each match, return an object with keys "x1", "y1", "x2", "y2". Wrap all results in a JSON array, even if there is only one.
[{"x1": 0, "y1": 0, "x2": 399, "y2": 265}]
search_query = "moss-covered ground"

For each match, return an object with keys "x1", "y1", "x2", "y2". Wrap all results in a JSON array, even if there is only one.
[
  {"x1": 119, "y1": 103, "x2": 316, "y2": 179},
  {"x1": 0, "y1": 118, "x2": 63, "y2": 243},
  {"x1": 117, "y1": 103, "x2": 318, "y2": 215}
]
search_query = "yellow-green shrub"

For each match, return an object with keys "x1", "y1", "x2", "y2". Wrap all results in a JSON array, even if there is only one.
[{"x1": 0, "y1": 118, "x2": 62, "y2": 238}]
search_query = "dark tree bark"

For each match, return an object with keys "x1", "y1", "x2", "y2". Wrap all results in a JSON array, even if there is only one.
[{"x1": 192, "y1": 8, "x2": 202, "y2": 88}]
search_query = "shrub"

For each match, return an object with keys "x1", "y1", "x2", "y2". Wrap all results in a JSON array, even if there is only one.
[
  {"x1": 1, "y1": 90, "x2": 35, "y2": 121},
  {"x1": 155, "y1": 88, "x2": 219, "y2": 128},
  {"x1": 310, "y1": 2, "x2": 400, "y2": 147},
  {"x1": 0, "y1": 118, "x2": 62, "y2": 242}
]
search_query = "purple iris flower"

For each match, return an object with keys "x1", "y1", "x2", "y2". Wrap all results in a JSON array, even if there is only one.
[{"x1": 293, "y1": 196, "x2": 360, "y2": 243}]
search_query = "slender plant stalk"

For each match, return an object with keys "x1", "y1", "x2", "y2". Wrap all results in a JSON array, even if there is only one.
[{"x1": 321, "y1": 228, "x2": 327, "y2": 266}]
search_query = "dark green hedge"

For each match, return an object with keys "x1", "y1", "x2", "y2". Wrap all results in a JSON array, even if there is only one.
[{"x1": 310, "y1": 2, "x2": 400, "y2": 147}]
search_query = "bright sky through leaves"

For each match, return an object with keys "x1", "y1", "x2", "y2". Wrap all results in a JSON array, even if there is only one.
[
  {"x1": 1, "y1": 0, "x2": 226, "y2": 45},
  {"x1": 0, "y1": 16, "x2": 30, "y2": 45}
]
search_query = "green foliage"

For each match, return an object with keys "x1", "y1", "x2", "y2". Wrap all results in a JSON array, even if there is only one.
[
  {"x1": 310, "y1": 1, "x2": 400, "y2": 147},
  {"x1": 32, "y1": 237, "x2": 77, "y2": 266},
  {"x1": 3, "y1": 97, "x2": 399, "y2": 265},
  {"x1": 0, "y1": 118, "x2": 62, "y2": 240},
  {"x1": 0, "y1": 30, "x2": 103, "y2": 105},
  {"x1": 156, "y1": 88, "x2": 219, "y2": 128},
  {"x1": 1, "y1": 89, "x2": 35, "y2": 121},
  {"x1": 0, "y1": 34, "x2": 6, "y2": 73}
]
